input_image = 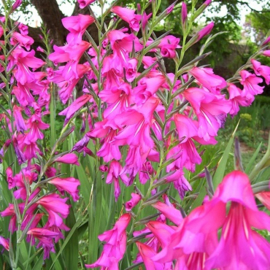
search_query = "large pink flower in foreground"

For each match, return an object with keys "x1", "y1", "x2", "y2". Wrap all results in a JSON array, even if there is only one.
[
  {"x1": 205, "y1": 171, "x2": 270, "y2": 270},
  {"x1": 146, "y1": 171, "x2": 270, "y2": 269}
]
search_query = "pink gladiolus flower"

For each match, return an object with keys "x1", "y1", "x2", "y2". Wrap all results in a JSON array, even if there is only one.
[
  {"x1": 154, "y1": 171, "x2": 270, "y2": 269},
  {"x1": 113, "y1": 97, "x2": 159, "y2": 154},
  {"x1": 189, "y1": 66, "x2": 227, "y2": 93},
  {"x1": 111, "y1": 6, "x2": 142, "y2": 32},
  {"x1": 126, "y1": 58, "x2": 138, "y2": 82},
  {"x1": 183, "y1": 87, "x2": 231, "y2": 141},
  {"x1": 11, "y1": 168, "x2": 38, "y2": 200},
  {"x1": 9, "y1": 48, "x2": 45, "y2": 85},
  {"x1": 251, "y1": 59, "x2": 270, "y2": 85},
  {"x1": 12, "y1": 83, "x2": 35, "y2": 107},
  {"x1": 197, "y1": 22, "x2": 214, "y2": 41},
  {"x1": 78, "y1": 0, "x2": 96, "y2": 9},
  {"x1": 153, "y1": 201, "x2": 182, "y2": 225},
  {"x1": 108, "y1": 30, "x2": 143, "y2": 66},
  {"x1": 100, "y1": 83, "x2": 132, "y2": 119},
  {"x1": 0, "y1": 236, "x2": 9, "y2": 251},
  {"x1": 125, "y1": 193, "x2": 141, "y2": 211},
  {"x1": 48, "y1": 177, "x2": 80, "y2": 201},
  {"x1": 228, "y1": 83, "x2": 252, "y2": 116},
  {"x1": 1, "y1": 203, "x2": 25, "y2": 232},
  {"x1": 11, "y1": 32, "x2": 34, "y2": 51},
  {"x1": 106, "y1": 161, "x2": 129, "y2": 201},
  {"x1": 157, "y1": 35, "x2": 180, "y2": 58},
  {"x1": 25, "y1": 114, "x2": 50, "y2": 142},
  {"x1": 136, "y1": 242, "x2": 164, "y2": 270},
  {"x1": 62, "y1": 14, "x2": 95, "y2": 44},
  {"x1": 37, "y1": 194, "x2": 70, "y2": 227},
  {"x1": 54, "y1": 153, "x2": 79, "y2": 166},
  {"x1": 86, "y1": 214, "x2": 131, "y2": 269},
  {"x1": 59, "y1": 94, "x2": 92, "y2": 125},
  {"x1": 18, "y1": 23, "x2": 28, "y2": 35},
  {"x1": 240, "y1": 70, "x2": 264, "y2": 96},
  {"x1": 205, "y1": 171, "x2": 270, "y2": 270},
  {"x1": 27, "y1": 228, "x2": 59, "y2": 259},
  {"x1": 133, "y1": 75, "x2": 165, "y2": 105},
  {"x1": 49, "y1": 41, "x2": 90, "y2": 64},
  {"x1": 89, "y1": 120, "x2": 121, "y2": 162}
]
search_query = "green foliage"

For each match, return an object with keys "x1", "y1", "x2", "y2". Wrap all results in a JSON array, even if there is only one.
[{"x1": 245, "y1": 7, "x2": 270, "y2": 44}]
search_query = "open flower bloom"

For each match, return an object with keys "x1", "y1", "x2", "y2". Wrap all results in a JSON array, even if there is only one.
[
  {"x1": 27, "y1": 228, "x2": 59, "y2": 259},
  {"x1": 62, "y1": 14, "x2": 95, "y2": 44},
  {"x1": 86, "y1": 214, "x2": 131, "y2": 269},
  {"x1": 151, "y1": 171, "x2": 270, "y2": 269},
  {"x1": 111, "y1": 6, "x2": 142, "y2": 32},
  {"x1": 48, "y1": 177, "x2": 80, "y2": 201}
]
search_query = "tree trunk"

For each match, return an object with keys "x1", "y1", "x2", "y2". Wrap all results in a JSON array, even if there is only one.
[{"x1": 30, "y1": 0, "x2": 68, "y2": 45}]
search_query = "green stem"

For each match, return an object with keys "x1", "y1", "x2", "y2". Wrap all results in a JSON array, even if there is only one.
[{"x1": 249, "y1": 132, "x2": 270, "y2": 181}]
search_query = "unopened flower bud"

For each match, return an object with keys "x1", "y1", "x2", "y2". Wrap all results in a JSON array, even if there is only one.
[
  {"x1": 197, "y1": 22, "x2": 214, "y2": 41},
  {"x1": 181, "y1": 2, "x2": 187, "y2": 26}
]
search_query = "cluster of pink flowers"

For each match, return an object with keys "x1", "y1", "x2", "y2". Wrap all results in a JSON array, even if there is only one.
[
  {"x1": 48, "y1": 0, "x2": 269, "y2": 203},
  {"x1": 135, "y1": 171, "x2": 270, "y2": 269},
  {"x1": 1, "y1": 0, "x2": 270, "y2": 267},
  {"x1": 0, "y1": 7, "x2": 80, "y2": 258}
]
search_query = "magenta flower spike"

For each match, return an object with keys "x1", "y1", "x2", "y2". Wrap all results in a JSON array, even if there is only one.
[{"x1": 111, "y1": 6, "x2": 142, "y2": 32}]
